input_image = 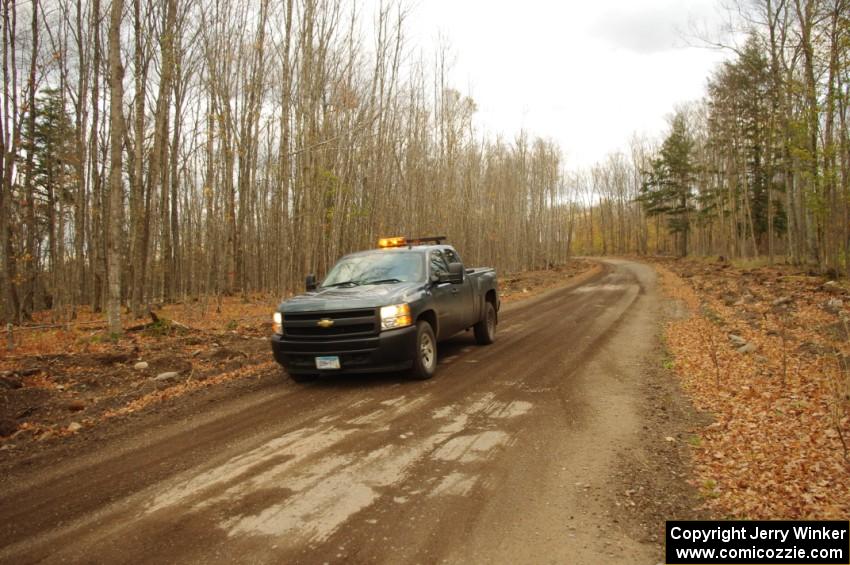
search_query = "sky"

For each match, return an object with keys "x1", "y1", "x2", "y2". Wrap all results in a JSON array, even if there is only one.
[{"x1": 393, "y1": 0, "x2": 731, "y2": 169}]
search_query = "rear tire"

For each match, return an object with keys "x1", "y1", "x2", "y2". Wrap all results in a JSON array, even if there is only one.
[
  {"x1": 474, "y1": 301, "x2": 496, "y2": 345},
  {"x1": 410, "y1": 321, "x2": 437, "y2": 380}
]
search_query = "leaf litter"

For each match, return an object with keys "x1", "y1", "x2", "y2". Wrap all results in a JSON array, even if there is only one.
[{"x1": 654, "y1": 258, "x2": 850, "y2": 519}]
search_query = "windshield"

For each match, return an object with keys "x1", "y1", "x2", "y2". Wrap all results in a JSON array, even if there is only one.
[{"x1": 322, "y1": 252, "x2": 425, "y2": 287}]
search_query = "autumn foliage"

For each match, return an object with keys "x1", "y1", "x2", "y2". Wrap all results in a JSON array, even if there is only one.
[{"x1": 657, "y1": 259, "x2": 850, "y2": 518}]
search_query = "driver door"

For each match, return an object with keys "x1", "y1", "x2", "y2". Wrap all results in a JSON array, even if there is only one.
[{"x1": 429, "y1": 250, "x2": 459, "y2": 339}]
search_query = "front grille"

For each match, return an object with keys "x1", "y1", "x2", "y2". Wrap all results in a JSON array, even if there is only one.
[
  {"x1": 284, "y1": 308, "x2": 378, "y2": 340},
  {"x1": 287, "y1": 324, "x2": 375, "y2": 336}
]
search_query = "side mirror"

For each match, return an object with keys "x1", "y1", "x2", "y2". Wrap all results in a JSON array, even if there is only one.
[
  {"x1": 447, "y1": 262, "x2": 464, "y2": 284},
  {"x1": 306, "y1": 274, "x2": 317, "y2": 291}
]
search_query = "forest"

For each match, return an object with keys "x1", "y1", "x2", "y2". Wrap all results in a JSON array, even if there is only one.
[{"x1": 0, "y1": 0, "x2": 848, "y2": 329}]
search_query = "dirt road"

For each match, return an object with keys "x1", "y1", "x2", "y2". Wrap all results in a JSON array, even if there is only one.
[{"x1": 0, "y1": 259, "x2": 697, "y2": 564}]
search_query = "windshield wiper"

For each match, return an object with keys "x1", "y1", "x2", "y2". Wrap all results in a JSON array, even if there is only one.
[
  {"x1": 359, "y1": 278, "x2": 404, "y2": 285},
  {"x1": 323, "y1": 280, "x2": 361, "y2": 288}
]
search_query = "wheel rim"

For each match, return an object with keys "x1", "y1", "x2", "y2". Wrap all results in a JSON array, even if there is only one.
[{"x1": 420, "y1": 332, "x2": 435, "y2": 370}]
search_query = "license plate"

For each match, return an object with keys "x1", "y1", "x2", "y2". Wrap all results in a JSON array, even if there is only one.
[{"x1": 315, "y1": 356, "x2": 341, "y2": 370}]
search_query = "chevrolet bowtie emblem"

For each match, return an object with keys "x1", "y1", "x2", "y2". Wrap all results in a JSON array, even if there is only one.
[{"x1": 317, "y1": 318, "x2": 334, "y2": 328}]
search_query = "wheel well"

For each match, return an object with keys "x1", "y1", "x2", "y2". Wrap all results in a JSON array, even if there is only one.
[
  {"x1": 417, "y1": 309, "x2": 437, "y2": 333},
  {"x1": 485, "y1": 290, "x2": 498, "y2": 321}
]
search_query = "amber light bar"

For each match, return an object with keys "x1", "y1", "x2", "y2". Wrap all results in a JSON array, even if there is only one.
[
  {"x1": 377, "y1": 235, "x2": 447, "y2": 248},
  {"x1": 378, "y1": 236, "x2": 407, "y2": 248}
]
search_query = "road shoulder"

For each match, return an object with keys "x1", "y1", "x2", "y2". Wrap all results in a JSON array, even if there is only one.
[{"x1": 443, "y1": 259, "x2": 705, "y2": 564}]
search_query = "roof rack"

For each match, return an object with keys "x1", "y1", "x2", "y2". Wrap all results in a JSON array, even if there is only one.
[{"x1": 407, "y1": 236, "x2": 447, "y2": 246}]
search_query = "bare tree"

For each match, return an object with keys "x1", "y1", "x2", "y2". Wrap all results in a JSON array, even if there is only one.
[{"x1": 106, "y1": 0, "x2": 126, "y2": 334}]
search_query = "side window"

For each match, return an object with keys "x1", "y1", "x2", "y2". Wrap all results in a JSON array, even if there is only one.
[
  {"x1": 443, "y1": 248, "x2": 462, "y2": 266},
  {"x1": 430, "y1": 251, "x2": 449, "y2": 277}
]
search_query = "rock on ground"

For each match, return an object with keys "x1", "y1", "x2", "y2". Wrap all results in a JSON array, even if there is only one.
[{"x1": 154, "y1": 371, "x2": 180, "y2": 382}]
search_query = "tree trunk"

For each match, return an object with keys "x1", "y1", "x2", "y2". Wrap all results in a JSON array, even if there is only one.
[
  {"x1": 21, "y1": 0, "x2": 37, "y2": 320},
  {"x1": 129, "y1": 0, "x2": 147, "y2": 317},
  {"x1": 106, "y1": 0, "x2": 126, "y2": 334}
]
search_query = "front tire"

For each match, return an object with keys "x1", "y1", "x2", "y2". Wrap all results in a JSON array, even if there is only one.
[
  {"x1": 474, "y1": 301, "x2": 496, "y2": 345},
  {"x1": 410, "y1": 321, "x2": 437, "y2": 380},
  {"x1": 287, "y1": 371, "x2": 317, "y2": 384}
]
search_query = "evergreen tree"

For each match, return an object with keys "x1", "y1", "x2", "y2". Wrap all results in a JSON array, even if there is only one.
[
  {"x1": 21, "y1": 88, "x2": 77, "y2": 307},
  {"x1": 639, "y1": 114, "x2": 697, "y2": 256},
  {"x1": 33, "y1": 88, "x2": 76, "y2": 202},
  {"x1": 706, "y1": 36, "x2": 787, "y2": 253}
]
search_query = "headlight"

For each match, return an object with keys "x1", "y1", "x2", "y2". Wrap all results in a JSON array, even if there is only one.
[
  {"x1": 380, "y1": 303, "x2": 412, "y2": 330},
  {"x1": 273, "y1": 312, "x2": 283, "y2": 334}
]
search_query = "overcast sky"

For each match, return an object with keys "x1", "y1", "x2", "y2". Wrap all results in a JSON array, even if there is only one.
[{"x1": 393, "y1": 0, "x2": 730, "y2": 169}]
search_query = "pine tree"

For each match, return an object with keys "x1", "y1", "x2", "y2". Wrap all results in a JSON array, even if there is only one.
[
  {"x1": 33, "y1": 89, "x2": 77, "y2": 202},
  {"x1": 16, "y1": 88, "x2": 76, "y2": 313},
  {"x1": 706, "y1": 36, "x2": 787, "y2": 255},
  {"x1": 639, "y1": 114, "x2": 698, "y2": 256}
]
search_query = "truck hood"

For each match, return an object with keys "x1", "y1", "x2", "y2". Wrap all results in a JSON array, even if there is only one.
[{"x1": 278, "y1": 282, "x2": 426, "y2": 313}]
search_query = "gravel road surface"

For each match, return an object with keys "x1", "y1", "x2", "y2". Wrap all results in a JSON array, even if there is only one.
[{"x1": 1, "y1": 259, "x2": 687, "y2": 564}]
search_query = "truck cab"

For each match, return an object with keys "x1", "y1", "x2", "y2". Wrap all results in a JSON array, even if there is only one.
[{"x1": 270, "y1": 237, "x2": 499, "y2": 382}]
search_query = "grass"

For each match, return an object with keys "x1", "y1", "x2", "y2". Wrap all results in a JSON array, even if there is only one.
[
  {"x1": 700, "y1": 478, "x2": 720, "y2": 499},
  {"x1": 700, "y1": 304, "x2": 725, "y2": 326},
  {"x1": 143, "y1": 318, "x2": 174, "y2": 338},
  {"x1": 659, "y1": 334, "x2": 676, "y2": 370}
]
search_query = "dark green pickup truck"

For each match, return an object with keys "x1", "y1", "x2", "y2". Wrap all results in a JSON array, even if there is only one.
[{"x1": 271, "y1": 237, "x2": 499, "y2": 382}]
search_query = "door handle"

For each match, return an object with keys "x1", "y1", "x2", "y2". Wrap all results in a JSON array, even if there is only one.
[{"x1": 450, "y1": 287, "x2": 458, "y2": 294}]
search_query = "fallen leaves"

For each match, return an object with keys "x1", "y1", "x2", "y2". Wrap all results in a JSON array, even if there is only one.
[
  {"x1": 500, "y1": 259, "x2": 595, "y2": 303},
  {"x1": 100, "y1": 361, "x2": 275, "y2": 421},
  {"x1": 0, "y1": 294, "x2": 281, "y2": 362},
  {"x1": 0, "y1": 322, "x2": 272, "y2": 449},
  {"x1": 656, "y1": 259, "x2": 850, "y2": 519}
]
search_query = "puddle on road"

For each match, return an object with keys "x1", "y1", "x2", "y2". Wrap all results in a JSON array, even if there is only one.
[
  {"x1": 432, "y1": 431, "x2": 511, "y2": 463},
  {"x1": 223, "y1": 435, "x2": 449, "y2": 542},
  {"x1": 431, "y1": 405, "x2": 454, "y2": 419},
  {"x1": 438, "y1": 413, "x2": 469, "y2": 435},
  {"x1": 347, "y1": 409, "x2": 386, "y2": 425},
  {"x1": 143, "y1": 390, "x2": 534, "y2": 548},
  {"x1": 465, "y1": 391, "x2": 497, "y2": 415},
  {"x1": 225, "y1": 478, "x2": 377, "y2": 541},
  {"x1": 379, "y1": 395, "x2": 408, "y2": 407},
  {"x1": 572, "y1": 283, "x2": 627, "y2": 293},
  {"x1": 147, "y1": 425, "x2": 355, "y2": 513},
  {"x1": 487, "y1": 400, "x2": 533, "y2": 419},
  {"x1": 431, "y1": 392, "x2": 531, "y2": 423},
  {"x1": 349, "y1": 395, "x2": 432, "y2": 427},
  {"x1": 430, "y1": 472, "x2": 478, "y2": 497}
]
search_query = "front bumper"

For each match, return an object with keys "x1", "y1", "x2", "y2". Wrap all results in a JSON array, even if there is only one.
[{"x1": 270, "y1": 325, "x2": 418, "y2": 375}]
